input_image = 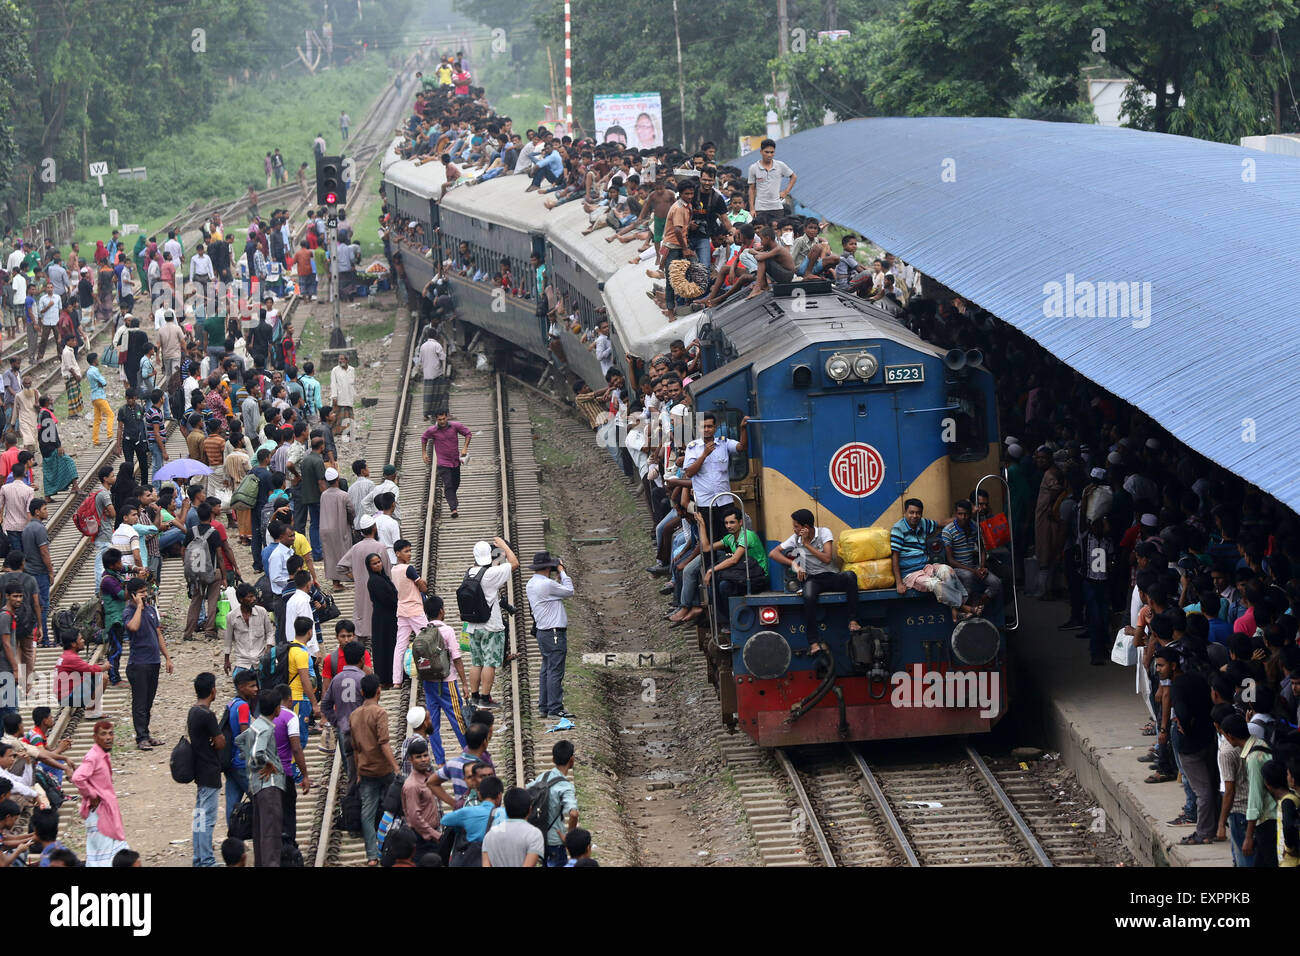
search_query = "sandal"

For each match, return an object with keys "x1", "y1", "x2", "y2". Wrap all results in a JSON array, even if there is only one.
[
  {"x1": 1179, "y1": 833, "x2": 1211, "y2": 846},
  {"x1": 1168, "y1": 812, "x2": 1194, "y2": 826},
  {"x1": 1145, "y1": 772, "x2": 1176, "y2": 784}
]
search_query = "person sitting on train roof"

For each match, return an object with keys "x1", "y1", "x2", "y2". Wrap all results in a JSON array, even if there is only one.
[
  {"x1": 768, "y1": 510, "x2": 864, "y2": 656},
  {"x1": 943, "y1": 499, "x2": 1002, "y2": 616},
  {"x1": 743, "y1": 226, "x2": 796, "y2": 300},
  {"x1": 890, "y1": 498, "x2": 975, "y2": 620}
]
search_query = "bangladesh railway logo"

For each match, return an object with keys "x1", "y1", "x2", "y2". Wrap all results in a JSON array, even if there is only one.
[{"x1": 829, "y1": 442, "x2": 884, "y2": 498}]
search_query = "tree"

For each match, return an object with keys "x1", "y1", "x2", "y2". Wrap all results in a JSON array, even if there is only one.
[{"x1": 0, "y1": 0, "x2": 30, "y2": 208}]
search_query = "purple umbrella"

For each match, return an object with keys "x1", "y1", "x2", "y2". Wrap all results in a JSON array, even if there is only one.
[{"x1": 153, "y1": 459, "x2": 212, "y2": 482}]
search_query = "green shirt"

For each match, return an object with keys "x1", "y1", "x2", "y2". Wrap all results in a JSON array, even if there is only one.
[
  {"x1": 203, "y1": 312, "x2": 224, "y2": 348},
  {"x1": 299, "y1": 453, "x2": 326, "y2": 505},
  {"x1": 723, "y1": 528, "x2": 768, "y2": 574},
  {"x1": 1244, "y1": 737, "x2": 1278, "y2": 824}
]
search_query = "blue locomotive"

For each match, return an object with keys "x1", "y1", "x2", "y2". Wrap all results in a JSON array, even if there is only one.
[{"x1": 381, "y1": 151, "x2": 1009, "y2": 747}]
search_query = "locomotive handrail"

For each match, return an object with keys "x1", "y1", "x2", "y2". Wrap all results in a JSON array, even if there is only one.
[
  {"x1": 973, "y1": 471, "x2": 1019, "y2": 631},
  {"x1": 901, "y1": 404, "x2": 962, "y2": 415}
]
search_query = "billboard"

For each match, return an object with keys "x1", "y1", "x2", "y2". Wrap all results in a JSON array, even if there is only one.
[{"x1": 593, "y1": 92, "x2": 663, "y2": 149}]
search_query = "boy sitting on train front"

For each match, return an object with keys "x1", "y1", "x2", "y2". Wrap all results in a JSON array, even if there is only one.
[{"x1": 768, "y1": 510, "x2": 864, "y2": 656}]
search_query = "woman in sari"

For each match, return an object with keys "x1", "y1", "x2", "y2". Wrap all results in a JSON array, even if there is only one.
[{"x1": 38, "y1": 394, "x2": 78, "y2": 497}]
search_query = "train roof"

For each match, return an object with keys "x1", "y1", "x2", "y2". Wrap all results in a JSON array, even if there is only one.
[
  {"x1": 383, "y1": 154, "x2": 707, "y2": 358},
  {"x1": 688, "y1": 287, "x2": 948, "y2": 393}
]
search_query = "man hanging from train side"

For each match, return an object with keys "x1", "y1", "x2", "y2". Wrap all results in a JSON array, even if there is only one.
[
  {"x1": 890, "y1": 498, "x2": 979, "y2": 620},
  {"x1": 681, "y1": 411, "x2": 750, "y2": 567}
]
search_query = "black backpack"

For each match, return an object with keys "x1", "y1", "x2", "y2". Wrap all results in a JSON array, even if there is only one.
[
  {"x1": 381, "y1": 773, "x2": 408, "y2": 815},
  {"x1": 281, "y1": 838, "x2": 304, "y2": 867},
  {"x1": 340, "y1": 781, "x2": 363, "y2": 835},
  {"x1": 448, "y1": 811, "x2": 495, "y2": 868},
  {"x1": 169, "y1": 735, "x2": 196, "y2": 784},
  {"x1": 257, "y1": 640, "x2": 291, "y2": 691},
  {"x1": 456, "y1": 567, "x2": 491, "y2": 624},
  {"x1": 525, "y1": 772, "x2": 566, "y2": 835}
]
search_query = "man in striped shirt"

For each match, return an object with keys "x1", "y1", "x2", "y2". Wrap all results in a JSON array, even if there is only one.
[
  {"x1": 942, "y1": 499, "x2": 1001, "y2": 612},
  {"x1": 890, "y1": 498, "x2": 970, "y2": 615}
]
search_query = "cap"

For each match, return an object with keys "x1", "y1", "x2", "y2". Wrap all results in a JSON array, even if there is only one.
[
  {"x1": 1006, "y1": 443, "x2": 1024, "y2": 460},
  {"x1": 324, "y1": 467, "x2": 339, "y2": 481},
  {"x1": 1140, "y1": 513, "x2": 1158, "y2": 527},
  {"x1": 358, "y1": 514, "x2": 376, "y2": 530},
  {"x1": 383, "y1": 464, "x2": 397, "y2": 476},
  {"x1": 1003, "y1": 435, "x2": 1020, "y2": 446},
  {"x1": 1145, "y1": 437, "x2": 1160, "y2": 450},
  {"x1": 1107, "y1": 451, "x2": 1123, "y2": 465},
  {"x1": 406, "y1": 707, "x2": 427, "y2": 731},
  {"x1": 1090, "y1": 467, "x2": 1107, "y2": 480},
  {"x1": 530, "y1": 551, "x2": 561, "y2": 570},
  {"x1": 473, "y1": 541, "x2": 493, "y2": 566}
]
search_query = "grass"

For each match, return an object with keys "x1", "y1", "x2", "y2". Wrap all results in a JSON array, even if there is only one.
[{"x1": 31, "y1": 57, "x2": 392, "y2": 245}]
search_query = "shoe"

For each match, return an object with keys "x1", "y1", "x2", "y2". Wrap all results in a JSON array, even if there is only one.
[
  {"x1": 1168, "y1": 812, "x2": 1194, "y2": 826},
  {"x1": 479, "y1": 696, "x2": 499, "y2": 709},
  {"x1": 646, "y1": 563, "x2": 670, "y2": 577},
  {"x1": 553, "y1": 709, "x2": 576, "y2": 719},
  {"x1": 1057, "y1": 619, "x2": 1085, "y2": 631},
  {"x1": 450, "y1": 510, "x2": 459, "y2": 518},
  {"x1": 1137, "y1": 751, "x2": 1157, "y2": 763},
  {"x1": 471, "y1": 693, "x2": 481, "y2": 706},
  {"x1": 147, "y1": 737, "x2": 165, "y2": 747},
  {"x1": 659, "y1": 583, "x2": 674, "y2": 595}
]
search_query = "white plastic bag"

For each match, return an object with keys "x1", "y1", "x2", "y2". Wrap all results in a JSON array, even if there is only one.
[
  {"x1": 475, "y1": 352, "x2": 489, "y2": 371},
  {"x1": 1111, "y1": 629, "x2": 1136, "y2": 667}
]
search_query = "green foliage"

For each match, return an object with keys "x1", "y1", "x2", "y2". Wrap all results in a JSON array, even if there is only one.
[{"x1": 0, "y1": 1, "x2": 30, "y2": 199}]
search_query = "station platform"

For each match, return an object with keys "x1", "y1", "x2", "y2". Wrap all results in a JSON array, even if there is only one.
[{"x1": 1010, "y1": 594, "x2": 1227, "y2": 867}]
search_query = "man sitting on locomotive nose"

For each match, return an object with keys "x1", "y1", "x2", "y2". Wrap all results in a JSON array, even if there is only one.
[
  {"x1": 768, "y1": 510, "x2": 863, "y2": 656},
  {"x1": 942, "y1": 500, "x2": 1001, "y2": 615},
  {"x1": 889, "y1": 498, "x2": 974, "y2": 619}
]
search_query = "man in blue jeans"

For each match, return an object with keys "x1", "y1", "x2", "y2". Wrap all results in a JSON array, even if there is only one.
[
  {"x1": 188, "y1": 672, "x2": 226, "y2": 867},
  {"x1": 20, "y1": 497, "x2": 51, "y2": 647},
  {"x1": 223, "y1": 670, "x2": 260, "y2": 829},
  {"x1": 525, "y1": 552, "x2": 575, "y2": 719},
  {"x1": 524, "y1": 141, "x2": 564, "y2": 192},
  {"x1": 350, "y1": 674, "x2": 397, "y2": 864},
  {"x1": 526, "y1": 740, "x2": 579, "y2": 867}
]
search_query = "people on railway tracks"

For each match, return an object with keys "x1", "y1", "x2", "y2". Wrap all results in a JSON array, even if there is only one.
[
  {"x1": 527, "y1": 739, "x2": 580, "y2": 868},
  {"x1": 188, "y1": 672, "x2": 225, "y2": 867},
  {"x1": 321, "y1": 638, "x2": 366, "y2": 784},
  {"x1": 124, "y1": 578, "x2": 172, "y2": 751},
  {"x1": 70, "y1": 719, "x2": 129, "y2": 866},
  {"x1": 527, "y1": 552, "x2": 574, "y2": 720},
  {"x1": 351, "y1": 674, "x2": 398, "y2": 865},
  {"x1": 237, "y1": 686, "x2": 284, "y2": 867},
  {"x1": 21, "y1": 497, "x2": 51, "y2": 648}
]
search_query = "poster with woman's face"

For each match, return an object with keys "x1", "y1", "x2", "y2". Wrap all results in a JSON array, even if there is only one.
[{"x1": 594, "y1": 93, "x2": 663, "y2": 148}]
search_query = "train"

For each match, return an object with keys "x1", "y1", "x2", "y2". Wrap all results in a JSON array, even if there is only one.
[{"x1": 381, "y1": 145, "x2": 1010, "y2": 747}]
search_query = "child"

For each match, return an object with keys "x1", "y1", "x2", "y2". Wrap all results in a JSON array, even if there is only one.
[{"x1": 221, "y1": 837, "x2": 247, "y2": 867}]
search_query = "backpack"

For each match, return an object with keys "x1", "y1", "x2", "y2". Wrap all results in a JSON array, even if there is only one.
[
  {"x1": 448, "y1": 810, "x2": 494, "y2": 868},
  {"x1": 251, "y1": 574, "x2": 275, "y2": 612},
  {"x1": 525, "y1": 771, "x2": 566, "y2": 836},
  {"x1": 381, "y1": 773, "x2": 408, "y2": 815},
  {"x1": 228, "y1": 794, "x2": 254, "y2": 840},
  {"x1": 72, "y1": 600, "x2": 102, "y2": 640},
  {"x1": 340, "y1": 781, "x2": 363, "y2": 835},
  {"x1": 216, "y1": 699, "x2": 249, "y2": 774},
  {"x1": 257, "y1": 640, "x2": 291, "y2": 691},
  {"x1": 281, "y1": 838, "x2": 304, "y2": 868},
  {"x1": 411, "y1": 625, "x2": 452, "y2": 682},
  {"x1": 184, "y1": 526, "x2": 219, "y2": 585},
  {"x1": 73, "y1": 492, "x2": 101, "y2": 537},
  {"x1": 169, "y1": 735, "x2": 196, "y2": 784},
  {"x1": 456, "y1": 567, "x2": 491, "y2": 624},
  {"x1": 52, "y1": 609, "x2": 80, "y2": 647},
  {"x1": 231, "y1": 472, "x2": 260, "y2": 510}
]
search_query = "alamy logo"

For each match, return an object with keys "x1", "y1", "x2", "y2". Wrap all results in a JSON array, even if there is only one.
[
  {"x1": 889, "y1": 665, "x2": 1001, "y2": 718},
  {"x1": 49, "y1": 888, "x2": 152, "y2": 936},
  {"x1": 1042, "y1": 273, "x2": 1152, "y2": 329}
]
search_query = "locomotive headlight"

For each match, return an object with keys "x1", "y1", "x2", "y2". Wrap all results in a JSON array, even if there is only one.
[
  {"x1": 825, "y1": 354, "x2": 851, "y2": 382},
  {"x1": 852, "y1": 353, "x2": 878, "y2": 380}
]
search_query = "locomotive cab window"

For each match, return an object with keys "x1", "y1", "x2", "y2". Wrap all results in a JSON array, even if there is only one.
[
  {"x1": 945, "y1": 382, "x2": 987, "y2": 462},
  {"x1": 715, "y1": 408, "x2": 751, "y2": 481}
]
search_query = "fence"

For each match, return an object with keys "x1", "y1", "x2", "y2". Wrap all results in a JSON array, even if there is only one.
[{"x1": 21, "y1": 206, "x2": 77, "y2": 247}]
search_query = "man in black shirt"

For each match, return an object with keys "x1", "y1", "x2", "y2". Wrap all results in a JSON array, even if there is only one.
[
  {"x1": 250, "y1": 300, "x2": 275, "y2": 367},
  {"x1": 1156, "y1": 645, "x2": 1218, "y2": 846},
  {"x1": 188, "y1": 671, "x2": 226, "y2": 867},
  {"x1": 123, "y1": 316, "x2": 150, "y2": 389},
  {"x1": 687, "y1": 165, "x2": 729, "y2": 269},
  {"x1": 114, "y1": 387, "x2": 151, "y2": 486}
]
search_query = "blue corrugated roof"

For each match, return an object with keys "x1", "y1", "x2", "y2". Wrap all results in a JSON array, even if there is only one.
[{"x1": 735, "y1": 118, "x2": 1300, "y2": 512}]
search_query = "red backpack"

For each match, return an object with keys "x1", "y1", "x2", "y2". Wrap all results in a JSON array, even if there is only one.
[{"x1": 72, "y1": 492, "x2": 101, "y2": 538}]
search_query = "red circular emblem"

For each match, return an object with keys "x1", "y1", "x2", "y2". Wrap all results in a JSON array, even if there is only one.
[{"x1": 829, "y1": 442, "x2": 885, "y2": 498}]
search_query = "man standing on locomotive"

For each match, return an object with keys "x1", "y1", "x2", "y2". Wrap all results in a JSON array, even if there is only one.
[
  {"x1": 890, "y1": 498, "x2": 972, "y2": 618},
  {"x1": 681, "y1": 411, "x2": 750, "y2": 555}
]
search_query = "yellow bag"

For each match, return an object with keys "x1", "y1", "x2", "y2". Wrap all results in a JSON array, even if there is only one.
[
  {"x1": 845, "y1": 558, "x2": 895, "y2": 591},
  {"x1": 839, "y1": 527, "x2": 891, "y2": 564}
]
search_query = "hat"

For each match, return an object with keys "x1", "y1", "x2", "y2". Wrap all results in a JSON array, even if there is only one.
[
  {"x1": 530, "y1": 551, "x2": 561, "y2": 570},
  {"x1": 1140, "y1": 513, "x2": 1158, "y2": 527},
  {"x1": 1089, "y1": 467, "x2": 1107, "y2": 480},
  {"x1": 1117, "y1": 437, "x2": 1130, "y2": 449},
  {"x1": 406, "y1": 707, "x2": 427, "y2": 731},
  {"x1": 358, "y1": 514, "x2": 376, "y2": 530},
  {"x1": 473, "y1": 541, "x2": 494, "y2": 566},
  {"x1": 324, "y1": 467, "x2": 339, "y2": 481},
  {"x1": 1006, "y1": 443, "x2": 1024, "y2": 460},
  {"x1": 1106, "y1": 451, "x2": 1123, "y2": 465},
  {"x1": 383, "y1": 464, "x2": 397, "y2": 476},
  {"x1": 1145, "y1": 437, "x2": 1160, "y2": 451},
  {"x1": 79, "y1": 266, "x2": 89, "y2": 274}
]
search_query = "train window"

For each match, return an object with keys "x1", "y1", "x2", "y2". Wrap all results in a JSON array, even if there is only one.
[
  {"x1": 716, "y1": 408, "x2": 751, "y2": 481},
  {"x1": 945, "y1": 382, "x2": 988, "y2": 462}
]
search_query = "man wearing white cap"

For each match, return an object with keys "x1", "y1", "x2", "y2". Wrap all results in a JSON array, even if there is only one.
[
  {"x1": 338, "y1": 515, "x2": 390, "y2": 645},
  {"x1": 460, "y1": 536, "x2": 518, "y2": 709},
  {"x1": 319, "y1": 467, "x2": 354, "y2": 589}
]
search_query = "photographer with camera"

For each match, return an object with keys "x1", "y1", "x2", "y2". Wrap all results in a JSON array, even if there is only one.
[
  {"x1": 123, "y1": 578, "x2": 172, "y2": 751},
  {"x1": 459, "y1": 537, "x2": 518, "y2": 710},
  {"x1": 525, "y1": 552, "x2": 574, "y2": 720}
]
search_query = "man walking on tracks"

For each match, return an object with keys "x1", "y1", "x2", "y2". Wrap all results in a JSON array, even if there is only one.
[
  {"x1": 416, "y1": 329, "x2": 447, "y2": 420},
  {"x1": 526, "y1": 552, "x2": 575, "y2": 719},
  {"x1": 460, "y1": 537, "x2": 518, "y2": 709},
  {"x1": 421, "y1": 410, "x2": 471, "y2": 519}
]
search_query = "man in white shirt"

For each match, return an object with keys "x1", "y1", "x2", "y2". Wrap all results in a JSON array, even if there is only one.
[
  {"x1": 364, "y1": 464, "x2": 401, "y2": 524},
  {"x1": 525, "y1": 551, "x2": 575, "y2": 719},
  {"x1": 282, "y1": 570, "x2": 318, "y2": 652},
  {"x1": 590, "y1": 318, "x2": 614, "y2": 377},
  {"x1": 416, "y1": 331, "x2": 446, "y2": 420},
  {"x1": 163, "y1": 231, "x2": 183, "y2": 266},
  {"x1": 463, "y1": 537, "x2": 519, "y2": 708},
  {"x1": 372, "y1": 491, "x2": 401, "y2": 565},
  {"x1": 746, "y1": 139, "x2": 796, "y2": 227},
  {"x1": 329, "y1": 353, "x2": 356, "y2": 435},
  {"x1": 682, "y1": 411, "x2": 750, "y2": 546},
  {"x1": 4, "y1": 242, "x2": 24, "y2": 274},
  {"x1": 36, "y1": 284, "x2": 61, "y2": 361}
]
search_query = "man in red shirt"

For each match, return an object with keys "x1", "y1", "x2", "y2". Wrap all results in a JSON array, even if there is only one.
[{"x1": 56, "y1": 631, "x2": 105, "y2": 716}]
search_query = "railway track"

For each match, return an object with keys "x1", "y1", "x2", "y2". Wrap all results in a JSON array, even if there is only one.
[{"x1": 306, "y1": 349, "x2": 549, "y2": 864}]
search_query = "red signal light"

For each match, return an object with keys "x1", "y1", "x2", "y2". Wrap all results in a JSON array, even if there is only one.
[
  {"x1": 325, "y1": 192, "x2": 338, "y2": 205},
  {"x1": 759, "y1": 606, "x2": 779, "y2": 625}
]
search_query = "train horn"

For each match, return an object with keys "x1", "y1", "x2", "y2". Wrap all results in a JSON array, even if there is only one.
[
  {"x1": 944, "y1": 349, "x2": 967, "y2": 371},
  {"x1": 965, "y1": 348, "x2": 985, "y2": 368}
]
